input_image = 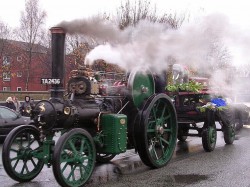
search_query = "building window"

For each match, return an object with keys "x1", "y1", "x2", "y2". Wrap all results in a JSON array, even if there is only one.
[
  {"x1": 3, "y1": 87, "x2": 10, "y2": 91},
  {"x1": 17, "y1": 71, "x2": 22, "y2": 77},
  {"x1": 3, "y1": 56, "x2": 11, "y2": 66},
  {"x1": 3, "y1": 72, "x2": 11, "y2": 81},
  {"x1": 17, "y1": 87, "x2": 22, "y2": 91},
  {"x1": 17, "y1": 56, "x2": 22, "y2": 61}
]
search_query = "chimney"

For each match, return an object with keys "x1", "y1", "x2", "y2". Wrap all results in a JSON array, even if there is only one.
[{"x1": 50, "y1": 27, "x2": 66, "y2": 100}]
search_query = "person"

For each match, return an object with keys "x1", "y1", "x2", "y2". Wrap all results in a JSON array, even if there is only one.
[
  {"x1": 19, "y1": 96, "x2": 32, "y2": 116},
  {"x1": 5, "y1": 96, "x2": 16, "y2": 110},
  {"x1": 12, "y1": 96, "x2": 20, "y2": 112}
]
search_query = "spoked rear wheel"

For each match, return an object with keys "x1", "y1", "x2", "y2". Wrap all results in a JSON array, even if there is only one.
[
  {"x1": 2, "y1": 125, "x2": 44, "y2": 182},
  {"x1": 135, "y1": 94, "x2": 177, "y2": 168},
  {"x1": 52, "y1": 128, "x2": 96, "y2": 187}
]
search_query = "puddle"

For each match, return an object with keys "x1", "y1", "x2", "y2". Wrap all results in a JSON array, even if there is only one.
[{"x1": 171, "y1": 174, "x2": 210, "y2": 185}]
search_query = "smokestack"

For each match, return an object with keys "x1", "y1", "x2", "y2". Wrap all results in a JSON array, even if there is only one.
[{"x1": 50, "y1": 27, "x2": 66, "y2": 100}]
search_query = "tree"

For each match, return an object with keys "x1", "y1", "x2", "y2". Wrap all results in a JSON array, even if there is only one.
[
  {"x1": 0, "y1": 21, "x2": 11, "y2": 56},
  {"x1": 16, "y1": 0, "x2": 47, "y2": 91},
  {"x1": 116, "y1": 0, "x2": 185, "y2": 30},
  {"x1": 0, "y1": 21, "x2": 13, "y2": 82}
]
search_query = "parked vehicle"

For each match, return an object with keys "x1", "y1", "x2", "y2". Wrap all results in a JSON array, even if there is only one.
[{"x1": 0, "y1": 106, "x2": 33, "y2": 141}]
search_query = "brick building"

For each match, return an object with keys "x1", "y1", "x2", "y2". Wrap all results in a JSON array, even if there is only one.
[
  {"x1": 0, "y1": 39, "x2": 52, "y2": 91},
  {"x1": 0, "y1": 39, "x2": 121, "y2": 92},
  {"x1": 0, "y1": 39, "x2": 79, "y2": 92}
]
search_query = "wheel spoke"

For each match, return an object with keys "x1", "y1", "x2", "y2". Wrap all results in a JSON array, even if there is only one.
[
  {"x1": 160, "y1": 136, "x2": 169, "y2": 145},
  {"x1": 61, "y1": 152, "x2": 74, "y2": 163},
  {"x1": 69, "y1": 139, "x2": 78, "y2": 154},
  {"x1": 159, "y1": 138, "x2": 165, "y2": 154},
  {"x1": 21, "y1": 161, "x2": 27, "y2": 174},
  {"x1": 80, "y1": 139, "x2": 85, "y2": 153},
  {"x1": 10, "y1": 148, "x2": 19, "y2": 153},
  {"x1": 28, "y1": 139, "x2": 36, "y2": 148},
  {"x1": 164, "y1": 128, "x2": 172, "y2": 133},
  {"x1": 61, "y1": 162, "x2": 69, "y2": 173},
  {"x1": 163, "y1": 114, "x2": 171, "y2": 121},
  {"x1": 152, "y1": 107, "x2": 157, "y2": 121},
  {"x1": 30, "y1": 158, "x2": 37, "y2": 168},
  {"x1": 147, "y1": 128, "x2": 155, "y2": 133},
  {"x1": 13, "y1": 158, "x2": 20, "y2": 170},
  {"x1": 25, "y1": 162, "x2": 30, "y2": 173},
  {"x1": 67, "y1": 165, "x2": 77, "y2": 180},
  {"x1": 72, "y1": 165, "x2": 76, "y2": 182},
  {"x1": 150, "y1": 141, "x2": 159, "y2": 160},
  {"x1": 10, "y1": 155, "x2": 22, "y2": 162},
  {"x1": 160, "y1": 105, "x2": 166, "y2": 119}
]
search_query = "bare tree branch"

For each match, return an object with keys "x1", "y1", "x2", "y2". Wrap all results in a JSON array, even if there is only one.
[{"x1": 16, "y1": 0, "x2": 47, "y2": 91}]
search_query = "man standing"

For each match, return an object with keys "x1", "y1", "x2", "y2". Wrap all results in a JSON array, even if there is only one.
[{"x1": 19, "y1": 96, "x2": 31, "y2": 116}]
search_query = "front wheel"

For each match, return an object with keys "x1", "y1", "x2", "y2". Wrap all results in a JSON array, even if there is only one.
[
  {"x1": 52, "y1": 128, "x2": 96, "y2": 187},
  {"x1": 202, "y1": 124, "x2": 217, "y2": 152},
  {"x1": 2, "y1": 125, "x2": 44, "y2": 182}
]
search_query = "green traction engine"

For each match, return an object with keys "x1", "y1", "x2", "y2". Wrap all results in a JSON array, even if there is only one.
[{"x1": 1, "y1": 27, "x2": 178, "y2": 187}]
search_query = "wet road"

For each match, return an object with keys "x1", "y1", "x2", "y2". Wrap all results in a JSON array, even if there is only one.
[{"x1": 1, "y1": 123, "x2": 250, "y2": 187}]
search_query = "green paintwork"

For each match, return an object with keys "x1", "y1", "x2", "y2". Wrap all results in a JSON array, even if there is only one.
[
  {"x1": 51, "y1": 129, "x2": 96, "y2": 186},
  {"x1": 99, "y1": 114, "x2": 127, "y2": 154},
  {"x1": 208, "y1": 126, "x2": 216, "y2": 144},
  {"x1": 135, "y1": 94, "x2": 177, "y2": 168},
  {"x1": 128, "y1": 69, "x2": 155, "y2": 108},
  {"x1": 146, "y1": 97, "x2": 177, "y2": 166},
  {"x1": 2, "y1": 125, "x2": 45, "y2": 182}
]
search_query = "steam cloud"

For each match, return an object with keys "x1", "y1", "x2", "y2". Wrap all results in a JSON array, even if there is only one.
[{"x1": 58, "y1": 14, "x2": 250, "y2": 100}]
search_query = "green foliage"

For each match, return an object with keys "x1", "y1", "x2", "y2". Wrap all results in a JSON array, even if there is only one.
[{"x1": 166, "y1": 80, "x2": 203, "y2": 93}]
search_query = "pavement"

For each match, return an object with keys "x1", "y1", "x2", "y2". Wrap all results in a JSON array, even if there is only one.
[
  {"x1": 86, "y1": 149, "x2": 145, "y2": 186},
  {"x1": 85, "y1": 138, "x2": 201, "y2": 186}
]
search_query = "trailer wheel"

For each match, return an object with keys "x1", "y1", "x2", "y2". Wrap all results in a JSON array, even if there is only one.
[
  {"x1": 52, "y1": 128, "x2": 96, "y2": 187},
  {"x1": 223, "y1": 124, "x2": 235, "y2": 144},
  {"x1": 202, "y1": 124, "x2": 217, "y2": 152},
  {"x1": 2, "y1": 125, "x2": 44, "y2": 182},
  {"x1": 135, "y1": 93, "x2": 177, "y2": 168},
  {"x1": 96, "y1": 153, "x2": 116, "y2": 163}
]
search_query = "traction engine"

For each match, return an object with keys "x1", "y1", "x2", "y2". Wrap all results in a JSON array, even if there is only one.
[{"x1": 2, "y1": 27, "x2": 177, "y2": 187}]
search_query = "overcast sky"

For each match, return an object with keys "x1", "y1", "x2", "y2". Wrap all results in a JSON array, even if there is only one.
[{"x1": 0, "y1": 0, "x2": 249, "y2": 30}]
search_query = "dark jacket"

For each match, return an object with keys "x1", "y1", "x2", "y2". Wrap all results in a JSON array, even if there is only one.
[
  {"x1": 19, "y1": 101, "x2": 32, "y2": 117},
  {"x1": 6, "y1": 102, "x2": 16, "y2": 111}
]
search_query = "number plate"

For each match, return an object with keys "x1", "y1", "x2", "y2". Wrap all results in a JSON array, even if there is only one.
[{"x1": 41, "y1": 78, "x2": 61, "y2": 85}]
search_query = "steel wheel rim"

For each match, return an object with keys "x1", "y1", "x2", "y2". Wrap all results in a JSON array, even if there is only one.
[
  {"x1": 59, "y1": 134, "x2": 95, "y2": 186},
  {"x1": 145, "y1": 97, "x2": 177, "y2": 166}
]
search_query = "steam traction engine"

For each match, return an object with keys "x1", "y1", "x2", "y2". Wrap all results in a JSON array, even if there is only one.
[{"x1": 2, "y1": 28, "x2": 177, "y2": 187}]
